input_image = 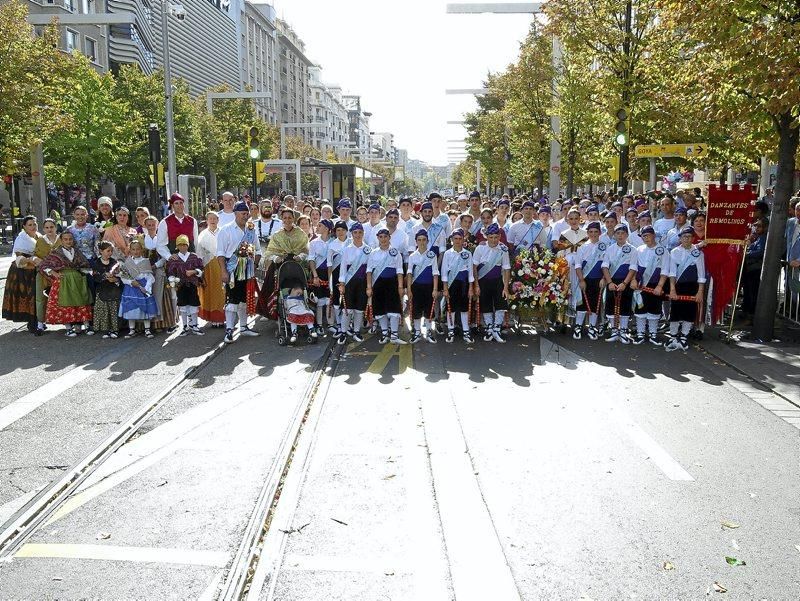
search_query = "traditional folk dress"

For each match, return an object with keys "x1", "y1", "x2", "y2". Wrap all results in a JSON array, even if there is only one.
[
  {"x1": 407, "y1": 247, "x2": 439, "y2": 327},
  {"x1": 196, "y1": 227, "x2": 225, "y2": 324},
  {"x1": 258, "y1": 226, "x2": 309, "y2": 318},
  {"x1": 156, "y1": 213, "x2": 197, "y2": 327},
  {"x1": 441, "y1": 245, "x2": 474, "y2": 336},
  {"x1": 34, "y1": 233, "x2": 60, "y2": 324},
  {"x1": 327, "y1": 236, "x2": 348, "y2": 330},
  {"x1": 634, "y1": 242, "x2": 671, "y2": 341},
  {"x1": 102, "y1": 225, "x2": 137, "y2": 261},
  {"x1": 216, "y1": 221, "x2": 261, "y2": 335},
  {"x1": 472, "y1": 242, "x2": 511, "y2": 334},
  {"x1": 574, "y1": 239, "x2": 606, "y2": 330},
  {"x1": 39, "y1": 246, "x2": 94, "y2": 325},
  {"x1": 338, "y1": 241, "x2": 371, "y2": 336},
  {"x1": 91, "y1": 256, "x2": 122, "y2": 333},
  {"x1": 2, "y1": 231, "x2": 39, "y2": 328},
  {"x1": 167, "y1": 251, "x2": 204, "y2": 329},
  {"x1": 285, "y1": 293, "x2": 315, "y2": 327},
  {"x1": 367, "y1": 245, "x2": 404, "y2": 341},
  {"x1": 119, "y1": 256, "x2": 159, "y2": 321},
  {"x1": 601, "y1": 241, "x2": 638, "y2": 337},
  {"x1": 557, "y1": 226, "x2": 589, "y2": 314},
  {"x1": 144, "y1": 232, "x2": 177, "y2": 331}
]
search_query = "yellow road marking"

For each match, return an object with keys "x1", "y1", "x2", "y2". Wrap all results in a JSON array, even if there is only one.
[
  {"x1": 16, "y1": 543, "x2": 229, "y2": 567},
  {"x1": 367, "y1": 344, "x2": 398, "y2": 374}
]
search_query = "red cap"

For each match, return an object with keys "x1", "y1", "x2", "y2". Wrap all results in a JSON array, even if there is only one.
[{"x1": 169, "y1": 192, "x2": 185, "y2": 205}]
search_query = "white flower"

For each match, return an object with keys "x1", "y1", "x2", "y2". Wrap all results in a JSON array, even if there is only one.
[{"x1": 517, "y1": 269, "x2": 524, "y2": 276}]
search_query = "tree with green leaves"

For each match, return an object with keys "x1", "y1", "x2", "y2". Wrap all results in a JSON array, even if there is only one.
[
  {"x1": 0, "y1": 0, "x2": 71, "y2": 171},
  {"x1": 659, "y1": 0, "x2": 800, "y2": 340},
  {"x1": 44, "y1": 54, "x2": 134, "y2": 196}
]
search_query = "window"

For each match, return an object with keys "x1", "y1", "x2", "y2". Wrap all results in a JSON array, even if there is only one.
[
  {"x1": 85, "y1": 37, "x2": 97, "y2": 62},
  {"x1": 66, "y1": 29, "x2": 79, "y2": 53},
  {"x1": 65, "y1": 0, "x2": 76, "y2": 11},
  {"x1": 81, "y1": 0, "x2": 95, "y2": 14}
]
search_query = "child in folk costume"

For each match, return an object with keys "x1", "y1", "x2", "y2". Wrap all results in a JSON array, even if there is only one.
[
  {"x1": 284, "y1": 285, "x2": 316, "y2": 344},
  {"x1": 407, "y1": 229, "x2": 439, "y2": 344},
  {"x1": 366, "y1": 228, "x2": 407, "y2": 345},
  {"x1": 665, "y1": 225, "x2": 706, "y2": 352},
  {"x1": 308, "y1": 219, "x2": 334, "y2": 336},
  {"x1": 574, "y1": 222, "x2": 606, "y2": 341},
  {"x1": 441, "y1": 228, "x2": 474, "y2": 344},
  {"x1": 91, "y1": 241, "x2": 122, "y2": 338},
  {"x1": 119, "y1": 239, "x2": 159, "y2": 339},
  {"x1": 167, "y1": 234, "x2": 205, "y2": 336},
  {"x1": 601, "y1": 224, "x2": 638, "y2": 344},
  {"x1": 633, "y1": 225, "x2": 670, "y2": 345},
  {"x1": 472, "y1": 223, "x2": 511, "y2": 343},
  {"x1": 39, "y1": 230, "x2": 94, "y2": 337},
  {"x1": 327, "y1": 221, "x2": 349, "y2": 336},
  {"x1": 553, "y1": 209, "x2": 589, "y2": 322},
  {"x1": 337, "y1": 222, "x2": 370, "y2": 345}
]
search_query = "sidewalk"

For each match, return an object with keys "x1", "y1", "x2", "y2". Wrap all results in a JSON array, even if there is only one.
[{"x1": 697, "y1": 321, "x2": 800, "y2": 407}]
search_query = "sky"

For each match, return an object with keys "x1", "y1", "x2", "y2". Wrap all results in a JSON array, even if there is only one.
[{"x1": 268, "y1": 0, "x2": 534, "y2": 166}]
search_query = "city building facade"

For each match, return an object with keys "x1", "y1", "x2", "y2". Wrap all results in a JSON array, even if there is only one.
[
  {"x1": 241, "y1": 1, "x2": 279, "y2": 124},
  {"x1": 308, "y1": 67, "x2": 349, "y2": 157},
  {"x1": 342, "y1": 95, "x2": 371, "y2": 163},
  {"x1": 276, "y1": 18, "x2": 312, "y2": 143}
]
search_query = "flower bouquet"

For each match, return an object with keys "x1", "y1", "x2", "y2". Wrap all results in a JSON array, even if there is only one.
[
  {"x1": 509, "y1": 246, "x2": 570, "y2": 322},
  {"x1": 230, "y1": 241, "x2": 255, "y2": 288}
]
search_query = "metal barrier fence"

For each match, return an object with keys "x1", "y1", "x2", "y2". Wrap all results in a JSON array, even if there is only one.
[
  {"x1": 780, "y1": 264, "x2": 800, "y2": 325},
  {"x1": 0, "y1": 217, "x2": 24, "y2": 244}
]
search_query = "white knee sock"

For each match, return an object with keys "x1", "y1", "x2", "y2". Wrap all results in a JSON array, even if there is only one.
[
  {"x1": 389, "y1": 313, "x2": 400, "y2": 333},
  {"x1": 461, "y1": 312, "x2": 469, "y2": 330},
  {"x1": 316, "y1": 304, "x2": 324, "y2": 326},
  {"x1": 378, "y1": 315, "x2": 389, "y2": 333},
  {"x1": 493, "y1": 310, "x2": 505, "y2": 329},
  {"x1": 620, "y1": 316, "x2": 629, "y2": 329},
  {"x1": 636, "y1": 315, "x2": 646, "y2": 335},
  {"x1": 669, "y1": 322, "x2": 680, "y2": 336},
  {"x1": 353, "y1": 310, "x2": 364, "y2": 332},
  {"x1": 238, "y1": 304, "x2": 248, "y2": 328},
  {"x1": 225, "y1": 304, "x2": 238, "y2": 330},
  {"x1": 414, "y1": 317, "x2": 423, "y2": 332},
  {"x1": 588, "y1": 313, "x2": 597, "y2": 326},
  {"x1": 482, "y1": 312, "x2": 492, "y2": 327},
  {"x1": 647, "y1": 313, "x2": 660, "y2": 334},
  {"x1": 129, "y1": 319, "x2": 136, "y2": 330},
  {"x1": 142, "y1": 320, "x2": 150, "y2": 330},
  {"x1": 576, "y1": 310, "x2": 586, "y2": 327},
  {"x1": 680, "y1": 321, "x2": 692, "y2": 335},
  {"x1": 290, "y1": 323, "x2": 297, "y2": 334}
]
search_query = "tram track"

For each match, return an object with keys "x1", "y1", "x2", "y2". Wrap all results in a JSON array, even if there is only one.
[{"x1": 0, "y1": 335, "x2": 231, "y2": 558}]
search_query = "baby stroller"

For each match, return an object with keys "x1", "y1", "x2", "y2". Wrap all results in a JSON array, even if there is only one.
[{"x1": 275, "y1": 258, "x2": 317, "y2": 346}]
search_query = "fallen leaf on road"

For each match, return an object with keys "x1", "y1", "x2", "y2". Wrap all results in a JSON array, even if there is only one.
[
  {"x1": 721, "y1": 521, "x2": 740, "y2": 530},
  {"x1": 384, "y1": 571, "x2": 395, "y2": 576},
  {"x1": 330, "y1": 517, "x2": 348, "y2": 526},
  {"x1": 156, "y1": 480, "x2": 168, "y2": 487},
  {"x1": 52, "y1": 577, "x2": 62, "y2": 581},
  {"x1": 724, "y1": 556, "x2": 745, "y2": 566},
  {"x1": 795, "y1": 545, "x2": 800, "y2": 554},
  {"x1": 383, "y1": 474, "x2": 396, "y2": 480},
  {"x1": 713, "y1": 581, "x2": 727, "y2": 593},
  {"x1": 663, "y1": 561, "x2": 674, "y2": 570},
  {"x1": 96, "y1": 532, "x2": 111, "y2": 540}
]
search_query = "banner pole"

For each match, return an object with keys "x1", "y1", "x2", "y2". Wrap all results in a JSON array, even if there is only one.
[{"x1": 726, "y1": 238, "x2": 749, "y2": 342}]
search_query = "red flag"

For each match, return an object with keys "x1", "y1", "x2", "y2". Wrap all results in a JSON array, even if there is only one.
[{"x1": 704, "y1": 184, "x2": 755, "y2": 323}]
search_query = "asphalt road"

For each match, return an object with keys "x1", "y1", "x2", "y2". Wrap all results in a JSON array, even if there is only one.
[{"x1": 1, "y1": 255, "x2": 799, "y2": 599}]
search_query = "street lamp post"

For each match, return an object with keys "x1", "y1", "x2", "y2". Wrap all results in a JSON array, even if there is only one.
[{"x1": 161, "y1": 2, "x2": 178, "y2": 196}]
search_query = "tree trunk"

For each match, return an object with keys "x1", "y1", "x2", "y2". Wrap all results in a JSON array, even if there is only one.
[
  {"x1": 566, "y1": 126, "x2": 577, "y2": 198},
  {"x1": 752, "y1": 111, "x2": 799, "y2": 341}
]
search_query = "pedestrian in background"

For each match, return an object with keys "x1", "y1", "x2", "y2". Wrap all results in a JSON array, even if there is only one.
[
  {"x1": 2, "y1": 215, "x2": 40, "y2": 333},
  {"x1": 741, "y1": 217, "x2": 768, "y2": 323}
]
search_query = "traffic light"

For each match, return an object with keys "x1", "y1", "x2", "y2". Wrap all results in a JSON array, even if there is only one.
[
  {"x1": 615, "y1": 108, "x2": 629, "y2": 146},
  {"x1": 255, "y1": 161, "x2": 266, "y2": 184},
  {"x1": 609, "y1": 156, "x2": 619, "y2": 181},
  {"x1": 247, "y1": 126, "x2": 260, "y2": 160},
  {"x1": 148, "y1": 163, "x2": 165, "y2": 186}
]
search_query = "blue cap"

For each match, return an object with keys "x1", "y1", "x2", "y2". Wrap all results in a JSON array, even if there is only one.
[
  {"x1": 637, "y1": 210, "x2": 651, "y2": 220},
  {"x1": 368, "y1": 204, "x2": 381, "y2": 212},
  {"x1": 587, "y1": 221, "x2": 602, "y2": 231},
  {"x1": 614, "y1": 223, "x2": 628, "y2": 233},
  {"x1": 320, "y1": 218, "x2": 334, "y2": 231},
  {"x1": 587, "y1": 205, "x2": 599, "y2": 213},
  {"x1": 415, "y1": 228, "x2": 429, "y2": 239},
  {"x1": 497, "y1": 199, "x2": 510, "y2": 207},
  {"x1": 486, "y1": 223, "x2": 500, "y2": 235},
  {"x1": 603, "y1": 211, "x2": 618, "y2": 221},
  {"x1": 625, "y1": 206, "x2": 638, "y2": 215},
  {"x1": 538, "y1": 205, "x2": 551, "y2": 214},
  {"x1": 334, "y1": 220, "x2": 348, "y2": 231},
  {"x1": 376, "y1": 227, "x2": 390, "y2": 237},
  {"x1": 522, "y1": 200, "x2": 536, "y2": 209},
  {"x1": 337, "y1": 199, "x2": 352, "y2": 209},
  {"x1": 640, "y1": 225, "x2": 655, "y2": 236},
  {"x1": 421, "y1": 201, "x2": 433, "y2": 211},
  {"x1": 611, "y1": 201, "x2": 623, "y2": 209},
  {"x1": 428, "y1": 192, "x2": 443, "y2": 201},
  {"x1": 469, "y1": 190, "x2": 481, "y2": 199},
  {"x1": 450, "y1": 228, "x2": 465, "y2": 238},
  {"x1": 350, "y1": 222, "x2": 363, "y2": 232},
  {"x1": 675, "y1": 207, "x2": 688, "y2": 215},
  {"x1": 398, "y1": 196, "x2": 412, "y2": 206},
  {"x1": 680, "y1": 225, "x2": 695, "y2": 236},
  {"x1": 234, "y1": 201, "x2": 249, "y2": 212},
  {"x1": 386, "y1": 208, "x2": 399, "y2": 217}
]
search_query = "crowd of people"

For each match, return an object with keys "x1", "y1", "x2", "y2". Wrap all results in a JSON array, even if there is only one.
[{"x1": 3, "y1": 187, "x2": 798, "y2": 351}]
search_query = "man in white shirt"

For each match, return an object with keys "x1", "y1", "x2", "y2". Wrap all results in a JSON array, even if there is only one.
[
  {"x1": 216, "y1": 201, "x2": 261, "y2": 343},
  {"x1": 363, "y1": 203, "x2": 385, "y2": 247},
  {"x1": 216, "y1": 191, "x2": 236, "y2": 228},
  {"x1": 653, "y1": 196, "x2": 676, "y2": 243},
  {"x1": 256, "y1": 200, "x2": 282, "y2": 249}
]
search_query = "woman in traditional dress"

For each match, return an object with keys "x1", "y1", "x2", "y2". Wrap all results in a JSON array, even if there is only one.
[
  {"x1": 2, "y1": 215, "x2": 40, "y2": 333},
  {"x1": 95, "y1": 196, "x2": 115, "y2": 230},
  {"x1": 33, "y1": 218, "x2": 60, "y2": 334},
  {"x1": 102, "y1": 206, "x2": 136, "y2": 261},
  {"x1": 39, "y1": 230, "x2": 94, "y2": 337},
  {"x1": 196, "y1": 211, "x2": 225, "y2": 327},
  {"x1": 142, "y1": 215, "x2": 177, "y2": 332},
  {"x1": 92, "y1": 240, "x2": 122, "y2": 338}
]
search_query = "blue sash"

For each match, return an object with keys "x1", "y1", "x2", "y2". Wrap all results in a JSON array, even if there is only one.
[
  {"x1": 676, "y1": 249, "x2": 700, "y2": 281},
  {"x1": 582, "y1": 243, "x2": 604, "y2": 276},
  {"x1": 427, "y1": 216, "x2": 446, "y2": 248},
  {"x1": 412, "y1": 251, "x2": 437, "y2": 283},
  {"x1": 343, "y1": 247, "x2": 369, "y2": 284},
  {"x1": 608, "y1": 245, "x2": 632, "y2": 279},
  {"x1": 477, "y1": 247, "x2": 504, "y2": 280},
  {"x1": 225, "y1": 226, "x2": 256, "y2": 278},
  {"x1": 520, "y1": 220, "x2": 543, "y2": 249},
  {"x1": 446, "y1": 250, "x2": 471, "y2": 284},
  {"x1": 370, "y1": 250, "x2": 395, "y2": 280}
]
